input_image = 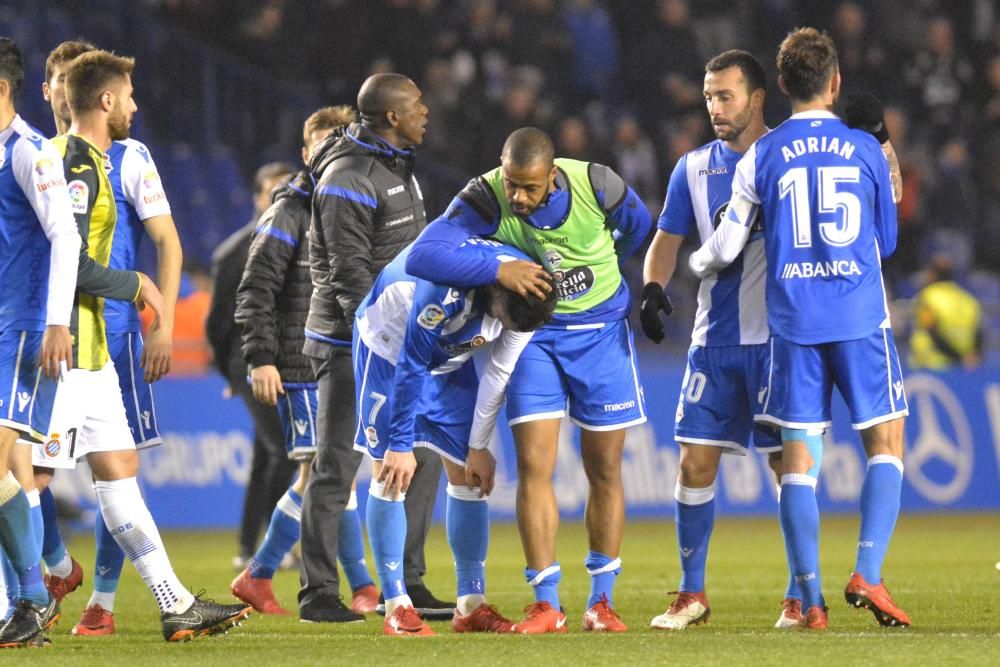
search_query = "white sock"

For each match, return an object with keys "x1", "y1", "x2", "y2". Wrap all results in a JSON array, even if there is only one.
[
  {"x1": 88, "y1": 590, "x2": 116, "y2": 612},
  {"x1": 384, "y1": 594, "x2": 413, "y2": 616},
  {"x1": 94, "y1": 477, "x2": 194, "y2": 615},
  {"x1": 457, "y1": 593, "x2": 486, "y2": 616},
  {"x1": 48, "y1": 552, "x2": 74, "y2": 578}
]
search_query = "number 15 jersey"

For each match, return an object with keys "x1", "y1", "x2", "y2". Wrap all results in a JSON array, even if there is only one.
[{"x1": 729, "y1": 110, "x2": 897, "y2": 344}]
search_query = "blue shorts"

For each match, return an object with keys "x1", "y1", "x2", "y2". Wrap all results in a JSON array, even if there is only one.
[
  {"x1": 276, "y1": 385, "x2": 319, "y2": 461},
  {"x1": 675, "y1": 344, "x2": 781, "y2": 454},
  {"x1": 353, "y1": 338, "x2": 475, "y2": 464},
  {"x1": 108, "y1": 332, "x2": 161, "y2": 448},
  {"x1": 0, "y1": 329, "x2": 56, "y2": 440},
  {"x1": 757, "y1": 329, "x2": 909, "y2": 430},
  {"x1": 506, "y1": 319, "x2": 646, "y2": 430}
]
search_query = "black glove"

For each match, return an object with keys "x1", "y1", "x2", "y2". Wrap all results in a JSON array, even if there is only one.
[
  {"x1": 639, "y1": 282, "x2": 673, "y2": 344},
  {"x1": 843, "y1": 92, "x2": 889, "y2": 143}
]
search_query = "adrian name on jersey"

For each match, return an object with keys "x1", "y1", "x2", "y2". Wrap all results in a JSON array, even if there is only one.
[{"x1": 780, "y1": 136, "x2": 856, "y2": 162}]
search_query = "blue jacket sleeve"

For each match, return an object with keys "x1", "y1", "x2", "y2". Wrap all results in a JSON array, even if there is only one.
[
  {"x1": 385, "y1": 281, "x2": 460, "y2": 452},
  {"x1": 405, "y1": 183, "x2": 501, "y2": 287},
  {"x1": 608, "y1": 185, "x2": 653, "y2": 259}
]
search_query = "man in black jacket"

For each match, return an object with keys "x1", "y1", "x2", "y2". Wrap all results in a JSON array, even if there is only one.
[
  {"x1": 206, "y1": 161, "x2": 295, "y2": 570},
  {"x1": 299, "y1": 73, "x2": 452, "y2": 622},
  {"x1": 231, "y1": 105, "x2": 380, "y2": 619}
]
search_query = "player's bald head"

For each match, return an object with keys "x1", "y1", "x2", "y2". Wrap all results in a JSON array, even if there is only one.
[
  {"x1": 357, "y1": 73, "x2": 417, "y2": 130},
  {"x1": 501, "y1": 127, "x2": 555, "y2": 169}
]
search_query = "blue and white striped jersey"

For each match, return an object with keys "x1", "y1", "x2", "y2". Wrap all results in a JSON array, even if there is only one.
[
  {"x1": 104, "y1": 138, "x2": 171, "y2": 333},
  {"x1": 659, "y1": 139, "x2": 767, "y2": 347},
  {"x1": 690, "y1": 110, "x2": 896, "y2": 345},
  {"x1": 0, "y1": 115, "x2": 78, "y2": 332}
]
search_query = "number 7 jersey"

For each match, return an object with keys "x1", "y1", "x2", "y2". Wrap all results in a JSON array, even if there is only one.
[{"x1": 730, "y1": 110, "x2": 897, "y2": 344}]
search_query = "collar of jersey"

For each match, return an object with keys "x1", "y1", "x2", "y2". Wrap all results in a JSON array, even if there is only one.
[{"x1": 789, "y1": 110, "x2": 838, "y2": 120}]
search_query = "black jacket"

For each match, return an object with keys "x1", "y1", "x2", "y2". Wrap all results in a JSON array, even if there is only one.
[
  {"x1": 235, "y1": 170, "x2": 315, "y2": 384},
  {"x1": 206, "y1": 221, "x2": 253, "y2": 384},
  {"x1": 304, "y1": 123, "x2": 426, "y2": 352}
]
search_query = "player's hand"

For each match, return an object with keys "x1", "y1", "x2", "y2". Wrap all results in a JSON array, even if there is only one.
[
  {"x1": 497, "y1": 260, "x2": 552, "y2": 301},
  {"x1": 464, "y1": 448, "x2": 497, "y2": 497},
  {"x1": 639, "y1": 282, "x2": 673, "y2": 344},
  {"x1": 140, "y1": 323, "x2": 173, "y2": 383},
  {"x1": 39, "y1": 324, "x2": 73, "y2": 380},
  {"x1": 250, "y1": 364, "x2": 284, "y2": 406},
  {"x1": 379, "y1": 450, "x2": 417, "y2": 500},
  {"x1": 843, "y1": 92, "x2": 889, "y2": 143},
  {"x1": 135, "y1": 273, "x2": 166, "y2": 324}
]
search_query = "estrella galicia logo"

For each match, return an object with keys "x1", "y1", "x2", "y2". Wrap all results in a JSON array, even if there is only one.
[
  {"x1": 903, "y1": 373, "x2": 973, "y2": 504},
  {"x1": 555, "y1": 266, "x2": 595, "y2": 301}
]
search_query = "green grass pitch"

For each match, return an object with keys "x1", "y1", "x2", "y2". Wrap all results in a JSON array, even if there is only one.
[{"x1": 23, "y1": 513, "x2": 1000, "y2": 665}]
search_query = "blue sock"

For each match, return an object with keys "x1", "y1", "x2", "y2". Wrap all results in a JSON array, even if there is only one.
[
  {"x1": 366, "y1": 483, "x2": 407, "y2": 601},
  {"x1": 584, "y1": 551, "x2": 621, "y2": 608},
  {"x1": 40, "y1": 487, "x2": 66, "y2": 567},
  {"x1": 338, "y1": 493, "x2": 373, "y2": 591},
  {"x1": 27, "y1": 490, "x2": 43, "y2": 559},
  {"x1": 675, "y1": 483, "x2": 715, "y2": 594},
  {"x1": 249, "y1": 489, "x2": 302, "y2": 580},
  {"x1": 445, "y1": 485, "x2": 488, "y2": 599},
  {"x1": 779, "y1": 475, "x2": 823, "y2": 610},
  {"x1": 2, "y1": 549, "x2": 18, "y2": 614},
  {"x1": 525, "y1": 563, "x2": 561, "y2": 608},
  {"x1": 855, "y1": 456, "x2": 903, "y2": 583},
  {"x1": 0, "y1": 481, "x2": 47, "y2": 605},
  {"x1": 776, "y1": 483, "x2": 803, "y2": 601},
  {"x1": 94, "y1": 506, "x2": 126, "y2": 594}
]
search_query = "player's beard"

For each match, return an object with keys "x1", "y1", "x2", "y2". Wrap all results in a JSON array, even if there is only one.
[
  {"x1": 108, "y1": 108, "x2": 131, "y2": 141},
  {"x1": 714, "y1": 102, "x2": 753, "y2": 142}
]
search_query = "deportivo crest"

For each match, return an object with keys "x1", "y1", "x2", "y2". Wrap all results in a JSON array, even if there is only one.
[
  {"x1": 365, "y1": 426, "x2": 379, "y2": 447},
  {"x1": 417, "y1": 304, "x2": 446, "y2": 330}
]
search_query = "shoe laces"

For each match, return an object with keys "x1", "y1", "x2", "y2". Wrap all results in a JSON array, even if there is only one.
[
  {"x1": 395, "y1": 605, "x2": 424, "y2": 628},
  {"x1": 667, "y1": 591, "x2": 703, "y2": 614},
  {"x1": 521, "y1": 601, "x2": 553, "y2": 620},
  {"x1": 782, "y1": 598, "x2": 802, "y2": 616},
  {"x1": 475, "y1": 604, "x2": 512, "y2": 630},
  {"x1": 591, "y1": 594, "x2": 620, "y2": 619},
  {"x1": 81, "y1": 605, "x2": 110, "y2": 625}
]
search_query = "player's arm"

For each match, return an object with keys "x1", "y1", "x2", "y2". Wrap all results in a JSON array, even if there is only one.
[
  {"x1": 588, "y1": 163, "x2": 652, "y2": 259},
  {"x1": 13, "y1": 139, "x2": 80, "y2": 377},
  {"x1": 139, "y1": 214, "x2": 181, "y2": 382},
  {"x1": 870, "y1": 141, "x2": 899, "y2": 258},
  {"x1": 236, "y1": 202, "x2": 296, "y2": 405},
  {"x1": 843, "y1": 92, "x2": 902, "y2": 203},
  {"x1": 689, "y1": 146, "x2": 759, "y2": 278},
  {"x1": 406, "y1": 179, "x2": 550, "y2": 299},
  {"x1": 640, "y1": 156, "x2": 695, "y2": 342},
  {"x1": 315, "y1": 172, "x2": 379, "y2": 326}
]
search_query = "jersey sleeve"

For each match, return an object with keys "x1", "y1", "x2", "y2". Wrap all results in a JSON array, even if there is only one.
[
  {"x1": 868, "y1": 141, "x2": 898, "y2": 258},
  {"x1": 688, "y1": 145, "x2": 758, "y2": 278},
  {"x1": 64, "y1": 148, "x2": 141, "y2": 301},
  {"x1": 11, "y1": 137, "x2": 80, "y2": 326},
  {"x1": 657, "y1": 154, "x2": 696, "y2": 235},
  {"x1": 405, "y1": 177, "x2": 502, "y2": 287},
  {"x1": 385, "y1": 280, "x2": 463, "y2": 453},
  {"x1": 121, "y1": 141, "x2": 171, "y2": 220},
  {"x1": 467, "y1": 329, "x2": 533, "y2": 450},
  {"x1": 589, "y1": 163, "x2": 652, "y2": 258}
]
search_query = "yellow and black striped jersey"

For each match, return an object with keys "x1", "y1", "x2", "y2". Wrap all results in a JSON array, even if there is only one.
[{"x1": 52, "y1": 134, "x2": 140, "y2": 370}]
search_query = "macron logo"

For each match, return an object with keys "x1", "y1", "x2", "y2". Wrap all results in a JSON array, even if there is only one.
[
  {"x1": 386, "y1": 561, "x2": 400, "y2": 571},
  {"x1": 893, "y1": 381, "x2": 903, "y2": 401},
  {"x1": 757, "y1": 386, "x2": 768, "y2": 405},
  {"x1": 294, "y1": 419, "x2": 308, "y2": 436},
  {"x1": 17, "y1": 391, "x2": 30, "y2": 412},
  {"x1": 387, "y1": 185, "x2": 404, "y2": 196}
]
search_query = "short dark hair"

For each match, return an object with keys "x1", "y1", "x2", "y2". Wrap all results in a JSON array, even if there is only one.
[
  {"x1": 777, "y1": 27, "x2": 838, "y2": 101},
  {"x1": 0, "y1": 37, "x2": 24, "y2": 98},
  {"x1": 502, "y1": 127, "x2": 555, "y2": 168},
  {"x1": 496, "y1": 277, "x2": 558, "y2": 332},
  {"x1": 357, "y1": 73, "x2": 414, "y2": 130},
  {"x1": 45, "y1": 40, "x2": 97, "y2": 83},
  {"x1": 65, "y1": 50, "x2": 135, "y2": 115},
  {"x1": 706, "y1": 49, "x2": 767, "y2": 94},
  {"x1": 253, "y1": 161, "x2": 295, "y2": 195},
  {"x1": 303, "y1": 105, "x2": 356, "y2": 146}
]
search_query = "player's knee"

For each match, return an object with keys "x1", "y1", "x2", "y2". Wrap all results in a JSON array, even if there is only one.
[{"x1": 678, "y1": 447, "x2": 720, "y2": 486}]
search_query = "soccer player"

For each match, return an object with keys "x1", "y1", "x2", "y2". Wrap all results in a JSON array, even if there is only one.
[
  {"x1": 405, "y1": 128, "x2": 652, "y2": 633},
  {"x1": 231, "y1": 105, "x2": 379, "y2": 616},
  {"x1": 39, "y1": 39, "x2": 185, "y2": 636},
  {"x1": 641, "y1": 49, "x2": 803, "y2": 629},
  {"x1": 33, "y1": 49, "x2": 251, "y2": 641},
  {"x1": 0, "y1": 36, "x2": 80, "y2": 648},
  {"x1": 689, "y1": 28, "x2": 910, "y2": 630},
  {"x1": 356, "y1": 240, "x2": 556, "y2": 636}
]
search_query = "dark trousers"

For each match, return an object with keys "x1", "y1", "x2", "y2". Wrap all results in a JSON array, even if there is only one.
[
  {"x1": 298, "y1": 346, "x2": 441, "y2": 607},
  {"x1": 233, "y1": 377, "x2": 295, "y2": 557}
]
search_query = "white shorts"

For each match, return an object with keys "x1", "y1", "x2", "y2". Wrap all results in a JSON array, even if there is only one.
[{"x1": 31, "y1": 362, "x2": 136, "y2": 469}]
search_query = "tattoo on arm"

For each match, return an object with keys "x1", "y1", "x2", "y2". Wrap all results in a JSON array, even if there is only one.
[{"x1": 882, "y1": 141, "x2": 903, "y2": 203}]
